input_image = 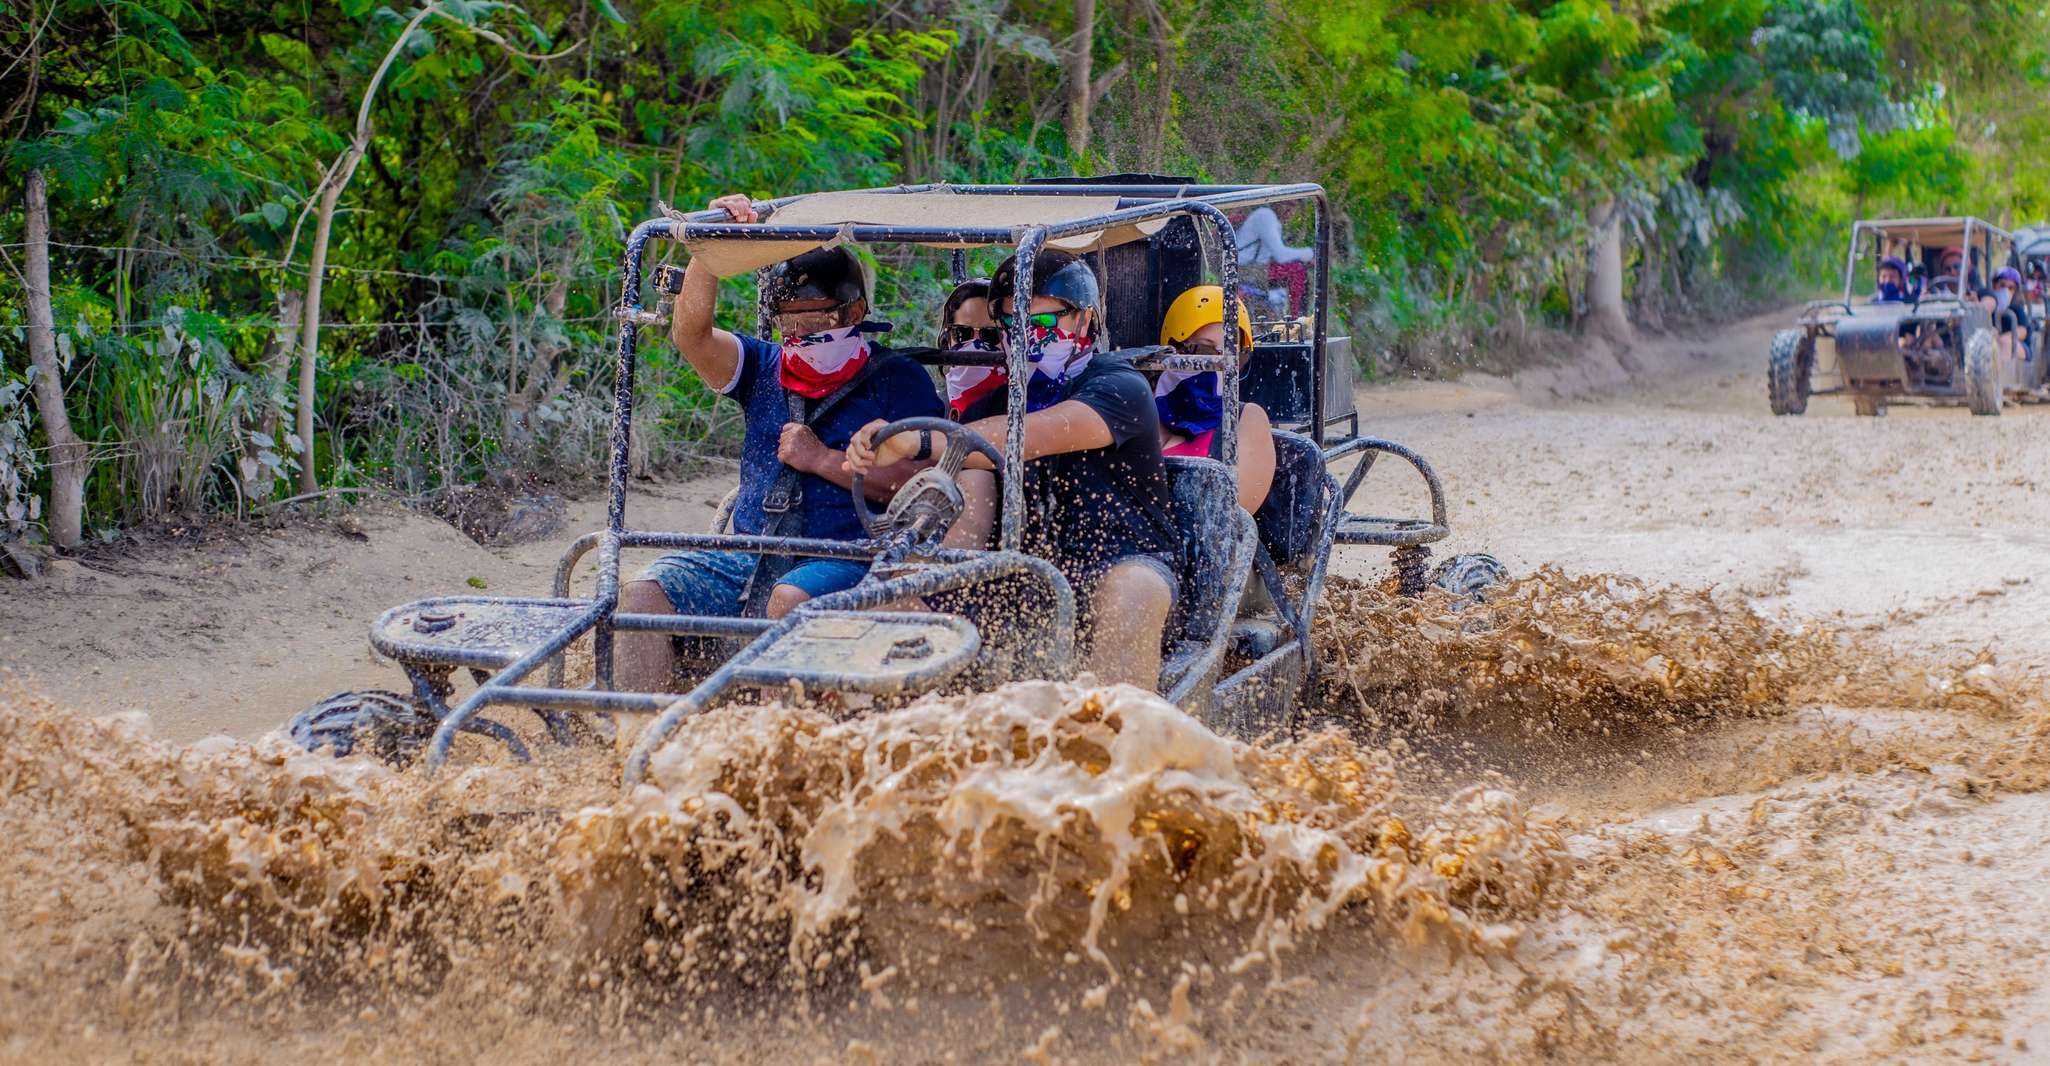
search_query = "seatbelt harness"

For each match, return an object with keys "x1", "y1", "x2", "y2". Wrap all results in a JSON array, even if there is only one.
[{"x1": 741, "y1": 346, "x2": 902, "y2": 615}]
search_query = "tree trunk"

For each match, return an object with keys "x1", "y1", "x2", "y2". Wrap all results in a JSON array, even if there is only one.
[
  {"x1": 296, "y1": 171, "x2": 348, "y2": 494},
  {"x1": 22, "y1": 169, "x2": 88, "y2": 549},
  {"x1": 1583, "y1": 200, "x2": 1635, "y2": 346},
  {"x1": 242, "y1": 290, "x2": 303, "y2": 503},
  {"x1": 1065, "y1": 0, "x2": 1095, "y2": 159},
  {"x1": 294, "y1": 3, "x2": 440, "y2": 495}
]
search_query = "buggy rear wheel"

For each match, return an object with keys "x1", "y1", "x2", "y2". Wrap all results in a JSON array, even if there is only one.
[
  {"x1": 1430, "y1": 553, "x2": 1507, "y2": 602},
  {"x1": 1767, "y1": 329, "x2": 1812, "y2": 416},
  {"x1": 1965, "y1": 328, "x2": 2002, "y2": 416},
  {"x1": 286, "y1": 690, "x2": 439, "y2": 768}
]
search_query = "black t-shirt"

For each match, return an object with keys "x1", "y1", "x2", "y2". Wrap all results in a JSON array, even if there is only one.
[{"x1": 974, "y1": 355, "x2": 1178, "y2": 586}]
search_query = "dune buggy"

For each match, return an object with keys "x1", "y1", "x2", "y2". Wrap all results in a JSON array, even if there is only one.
[
  {"x1": 1770, "y1": 216, "x2": 2046, "y2": 417},
  {"x1": 292, "y1": 176, "x2": 1502, "y2": 789}
]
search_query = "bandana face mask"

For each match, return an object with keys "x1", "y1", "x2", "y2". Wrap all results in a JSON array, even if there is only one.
[
  {"x1": 779, "y1": 323, "x2": 875, "y2": 399},
  {"x1": 1878, "y1": 282, "x2": 1904, "y2": 301},
  {"x1": 943, "y1": 335, "x2": 1007, "y2": 416},
  {"x1": 1996, "y1": 288, "x2": 2016, "y2": 311},
  {"x1": 1022, "y1": 317, "x2": 1094, "y2": 412},
  {"x1": 1154, "y1": 369, "x2": 1223, "y2": 439}
]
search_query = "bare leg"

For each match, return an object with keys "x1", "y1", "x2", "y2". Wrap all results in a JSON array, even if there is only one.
[
  {"x1": 1083, "y1": 559, "x2": 1175, "y2": 691},
  {"x1": 767, "y1": 583, "x2": 810, "y2": 619},
  {"x1": 942, "y1": 469, "x2": 998, "y2": 550},
  {"x1": 616, "y1": 579, "x2": 681, "y2": 693}
]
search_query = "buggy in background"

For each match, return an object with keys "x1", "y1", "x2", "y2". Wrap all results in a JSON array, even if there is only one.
[{"x1": 1769, "y1": 216, "x2": 2047, "y2": 417}]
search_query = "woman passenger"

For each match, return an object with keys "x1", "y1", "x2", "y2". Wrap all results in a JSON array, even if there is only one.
[
  {"x1": 1155, "y1": 286, "x2": 1276, "y2": 515},
  {"x1": 936, "y1": 278, "x2": 1008, "y2": 420},
  {"x1": 934, "y1": 277, "x2": 1004, "y2": 548}
]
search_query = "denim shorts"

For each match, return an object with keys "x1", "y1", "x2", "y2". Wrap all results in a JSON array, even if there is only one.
[{"x1": 638, "y1": 550, "x2": 869, "y2": 615}]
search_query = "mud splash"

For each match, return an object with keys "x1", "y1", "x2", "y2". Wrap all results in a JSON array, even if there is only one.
[
  {"x1": 4, "y1": 570, "x2": 2046, "y2": 1063},
  {"x1": 0, "y1": 677, "x2": 1563, "y2": 1062},
  {"x1": 1313, "y1": 568, "x2": 1830, "y2": 732}
]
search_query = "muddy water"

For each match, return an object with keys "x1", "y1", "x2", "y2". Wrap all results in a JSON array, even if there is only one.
[{"x1": 6, "y1": 572, "x2": 2043, "y2": 1064}]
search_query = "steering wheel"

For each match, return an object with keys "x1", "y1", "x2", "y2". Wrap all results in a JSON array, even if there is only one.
[
  {"x1": 850, "y1": 417, "x2": 1003, "y2": 555},
  {"x1": 1926, "y1": 274, "x2": 1961, "y2": 297}
]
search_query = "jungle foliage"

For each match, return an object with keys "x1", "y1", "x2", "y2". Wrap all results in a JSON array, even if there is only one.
[{"x1": 1, "y1": 0, "x2": 2046, "y2": 542}]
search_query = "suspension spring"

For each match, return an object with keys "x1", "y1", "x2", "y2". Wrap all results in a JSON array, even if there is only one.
[{"x1": 1392, "y1": 544, "x2": 1432, "y2": 597}]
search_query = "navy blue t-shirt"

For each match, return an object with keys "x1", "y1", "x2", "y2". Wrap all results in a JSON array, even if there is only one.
[{"x1": 723, "y1": 333, "x2": 944, "y2": 542}]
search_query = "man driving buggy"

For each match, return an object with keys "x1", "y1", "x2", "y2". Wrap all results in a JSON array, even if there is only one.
[
  {"x1": 844, "y1": 249, "x2": 1180, "y2": 694},
  {"x1": 616, "y1": 193, "x2": 943, "y2": 692}
]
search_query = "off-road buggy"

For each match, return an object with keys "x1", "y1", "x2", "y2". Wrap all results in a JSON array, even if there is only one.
[
  {"x1": 290, "y1": 177, "x2": 1502, "y2": 788},
  {"x1": 1769, "y1": 216, "x2": 2047, "y2": 417}
]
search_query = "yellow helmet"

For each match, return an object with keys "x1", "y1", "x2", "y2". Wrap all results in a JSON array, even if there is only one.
[{"x1": 1159, "y1": 285, "x2": 1254, "y2": 352}]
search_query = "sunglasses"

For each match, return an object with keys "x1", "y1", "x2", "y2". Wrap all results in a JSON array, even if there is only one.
[
  {"x1": 1173, "y1": 338, "x2": 1224, "y2": 356},
  {"x1": 996, "y1": 305, "x2": 1081, "y2": 330},
  {"x1": 942, "y1": 324, "x2": 1006, "y2": 348}
]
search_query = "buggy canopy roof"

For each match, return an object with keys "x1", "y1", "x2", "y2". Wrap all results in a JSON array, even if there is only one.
[
  {"x1": 681, "y1": 188, "x2": 1170, "y2": 277},
  {"x1": 662, "y1": 181, "x2": 1326, "y2": 278},
  {"x1": 1854, "y1": 216, "x2": 2014, "y2": 248},
  {"x1": 2015, "y1": 224, "x2": 2050, "y2": 257}
]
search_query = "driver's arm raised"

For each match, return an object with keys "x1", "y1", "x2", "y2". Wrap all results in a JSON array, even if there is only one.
[{"x1": 667, "y1": 194, "x2": 758, "y2": 389}]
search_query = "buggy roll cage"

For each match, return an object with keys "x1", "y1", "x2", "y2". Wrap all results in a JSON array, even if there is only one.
[
  {"x1": 1835, "y1": 217, "x2": 2016, "y2": 306},
  {"x1": 411, "y1": 180, "x2": 1442, "y2": 782}
]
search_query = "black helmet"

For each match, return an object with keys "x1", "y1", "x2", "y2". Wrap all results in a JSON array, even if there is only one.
[
  {"x1": 765, "y1": 246, "x2": 867, "y2": 308},
  {"x1": 989, "y1": 248, "x2": 1101, "y2": 318}
]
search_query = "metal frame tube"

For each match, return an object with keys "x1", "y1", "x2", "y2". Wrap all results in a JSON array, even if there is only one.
[
  {"x1": 1001, "y1": 232, "x2": 1039, "y2": 553},
  {"x1": 621, "y1": 551, "x2": 1073, "y2": 786}
]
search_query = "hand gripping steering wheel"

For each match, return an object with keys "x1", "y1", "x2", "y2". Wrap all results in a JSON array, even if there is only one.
[{"x1": 850, "y1": 417, "x2": 1004, "y2": 555}]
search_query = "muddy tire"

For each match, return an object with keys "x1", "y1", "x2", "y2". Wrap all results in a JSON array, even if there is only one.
[
  {"x1": 1965, "y1": 328, "x2": 2001, "y2": 416},
  {"x1": 1431, "y1": 553, "x2": 1507, "y2": 602},
  {"x1": 1852, "y1": 395, "x2": 1887, "y2": 417},
  {"x1": 286, "y1": 689, "x2": 438, "y2": 767},
  {"x1": 1767, "y1": 329, "x2": 1811, "y2": 416}
]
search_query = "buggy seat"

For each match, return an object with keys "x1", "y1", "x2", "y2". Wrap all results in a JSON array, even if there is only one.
[{"x1": 1158, "y1": 457, "x2": 1256, "y2": 708}]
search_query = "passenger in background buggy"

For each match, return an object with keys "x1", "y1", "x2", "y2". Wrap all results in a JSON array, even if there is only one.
[
  {"x1": 1989, "y1": 267, "x2": 2032, "y2": 369},
  {"x1": 1874, "y1": 256, "x2": 1911, "y2": 303}
]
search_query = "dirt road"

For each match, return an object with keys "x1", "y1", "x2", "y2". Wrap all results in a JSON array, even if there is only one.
[{"x1": 3, "y1": 309, "x2": 2048, "y2": 1063}]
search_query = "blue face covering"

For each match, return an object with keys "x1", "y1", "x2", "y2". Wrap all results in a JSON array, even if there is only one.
[
  {"x1": 1877, "y1": 282, "x2": 1905, "y2": 302},
  {"x1": 1153, "y1": 371, "x2": 1224, "y2": 438}
]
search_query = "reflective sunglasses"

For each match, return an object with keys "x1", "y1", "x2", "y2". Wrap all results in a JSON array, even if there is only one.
[
  {"x1": 1173, "y1": 337, "x2": 1224, "y2": 356},
  {"x1": 998, "y1": 305, "x2": 1079, "y2": 330}
]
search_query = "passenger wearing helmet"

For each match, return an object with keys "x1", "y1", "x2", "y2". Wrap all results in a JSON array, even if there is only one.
[
  {"x1": 1875, "y1": 256, "x2": 1911, "y2": 303},
  {"x1": 616, "y1": 192, "x2": 944, "y2": 692},
  {"x1": 1990, "y1": 266, "x2": 2032, "y2": 366},
  {"x1": 1155, "y1": 286, "x2": 1276, "y2": 514},
  {"x1": 846, "y1": 248, "x2": 1179, "y2": 692}
]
